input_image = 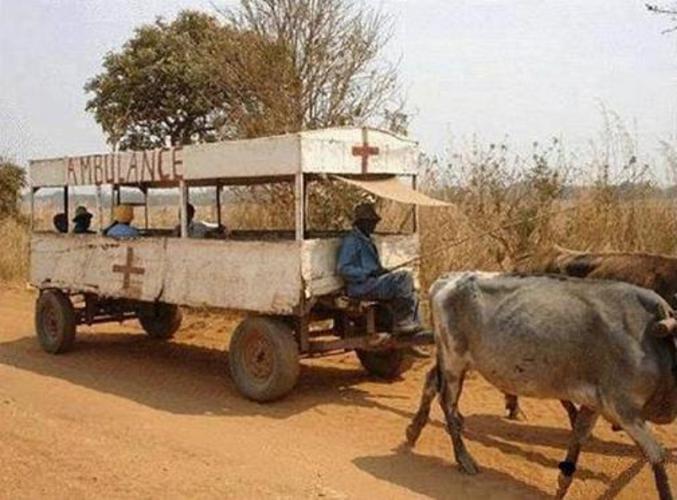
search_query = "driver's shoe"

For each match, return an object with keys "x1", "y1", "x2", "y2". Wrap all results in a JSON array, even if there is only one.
[{"x1": 393, "y1": 320, "x2": 424, "y2": 336}]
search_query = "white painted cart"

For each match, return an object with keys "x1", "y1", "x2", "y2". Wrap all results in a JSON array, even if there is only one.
[{"x1": 29, "y1": 127, "x2": 443, "y2": 401}]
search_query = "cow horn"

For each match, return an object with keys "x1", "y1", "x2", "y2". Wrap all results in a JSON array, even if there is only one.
[{"x1": 652, "y1": 317, "x2": 677, "y2": 338}]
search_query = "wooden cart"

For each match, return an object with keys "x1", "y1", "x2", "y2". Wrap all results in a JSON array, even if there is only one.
[{"x1": 29, "y1": 127, "x2": 439, "y2": 401}]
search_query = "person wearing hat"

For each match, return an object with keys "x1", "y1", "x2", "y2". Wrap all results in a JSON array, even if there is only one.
[
  {"x1": 105, "y1": 204, "x2": 140, "y2": 238},
  {"x1": 52, "y1": 212, "x2": 68, "y2": 233},
  {"x1": 337, "y1": 202, "x2": 422, "y2": 335},
  {"x1": 72, "y1": 206, "x2": 95, "y2": 234}
]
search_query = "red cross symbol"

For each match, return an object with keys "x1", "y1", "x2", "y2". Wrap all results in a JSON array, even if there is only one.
[
  {"x1": 112, "y1": 247, "x2": 145, "y2": 290},
  {"x1": 352, "y1": 129, "x2": 379, "y2": 173}
]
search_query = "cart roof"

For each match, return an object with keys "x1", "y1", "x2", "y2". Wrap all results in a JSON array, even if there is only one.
[{"x1": 29, "y1": 127, "x2": 418, "y2": 188}]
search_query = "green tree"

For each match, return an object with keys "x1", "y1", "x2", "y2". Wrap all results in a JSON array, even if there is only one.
[
  {"x1": 0, "y1": 157, "x2": 26, "y2": 219},
  {"x1": 85, "y1": 10, "x2": 297, "y2": 149}
]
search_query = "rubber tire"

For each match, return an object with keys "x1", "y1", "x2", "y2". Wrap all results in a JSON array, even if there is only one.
[
  {"x1": 356, "y1": 303, "x2": 405, "y2": 379},
  {"x1": 356, "y1": 349, "x2": 404, "y2": 379},
  {"x1": 229, "y1": 316, "x2": 299, "y2": 402},
  {"x1": 138, "y1": 302, "x2": 182, "y2": 339},
  {"x1": 35, "y1": 289, "x2": 76, "y2": 354}
]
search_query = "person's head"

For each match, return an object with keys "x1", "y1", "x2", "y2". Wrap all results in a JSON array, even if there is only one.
[
  {"x1": 353, "y1": 202, "x2": 381, "y2": 235},
  {"x1": 53, "y1": 213, "x2": 67, "y2": 233},
  {"x1": 186, "y1": 203, "x2": 195, "y2": 223},
  {"x1": 73, "y1": 206, "x2": 93, "y2": 231},
  {"x1": 113, "y1": 204, "x2": 134, "y2": 225}
]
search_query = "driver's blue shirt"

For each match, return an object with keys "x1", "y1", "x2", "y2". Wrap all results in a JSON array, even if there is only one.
[{"x1": 337, "y1": 227, "x2": 383, "y2": 293}]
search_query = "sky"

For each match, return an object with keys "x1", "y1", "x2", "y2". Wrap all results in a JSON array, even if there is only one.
[{"x1": 1, "y1": 0, "x2": 677, "y2": 181}]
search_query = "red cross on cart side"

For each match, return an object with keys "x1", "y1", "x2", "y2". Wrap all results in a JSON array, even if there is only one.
[{"x1": 112, "y1": 247, "x2": 145, "y2": 290}]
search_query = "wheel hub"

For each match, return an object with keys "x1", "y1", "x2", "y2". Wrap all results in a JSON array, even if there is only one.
[
  {"x1": 242, "y1": 329, "x2": 274, "y2": 380},
  {"x1": 42, "y1": 303, "x2": 60, "y2": 340}
]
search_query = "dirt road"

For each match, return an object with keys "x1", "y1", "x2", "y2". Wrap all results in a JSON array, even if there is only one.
[{"x1": 0, "y1": 288, "x2": 674, "y2": 499}]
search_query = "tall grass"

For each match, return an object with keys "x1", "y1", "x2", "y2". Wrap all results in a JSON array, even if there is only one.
[
  {"x1": 2, "y1": 113, "x2": 676, "y2": 288},
  {"x1": 0, "y1": 217, "x2": 28, "y2": 283}
]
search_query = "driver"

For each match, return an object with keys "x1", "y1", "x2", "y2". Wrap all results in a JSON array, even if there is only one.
[{"x1": 337, "y1": 202, "x2": 422, "y2": 335}]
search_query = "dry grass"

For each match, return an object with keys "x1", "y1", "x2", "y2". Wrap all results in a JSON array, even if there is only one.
[
  {"x1": 0, "y1": 217, "x2": 29, "y2": 283},
  {"x1": 3, "y1": 192, "x2": 675, "y2": 290}
]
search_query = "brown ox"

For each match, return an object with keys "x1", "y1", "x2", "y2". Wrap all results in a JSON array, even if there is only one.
[
  {"x1": 504, "y1": 246, "x2": 677, "y2": 423},
  {"x1": 516, "y1": 245, "x2": 677, "y2": 308}
]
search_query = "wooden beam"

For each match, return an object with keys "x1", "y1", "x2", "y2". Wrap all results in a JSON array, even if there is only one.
[
  {"x1": 96, "y1": 184, "x2": 104, "y2": 234},
  {"x1": 295, "y1": 173, "x2": 305, "y2": 241},
  {"x1": 215, "y1": 182, "x2": 222, "y2": 227},
  {"x1": 63, "y1": 186, "x2": 69, "y2": 233},
  {"x1": 179, "y1": 179, "x2": 188, "y2": 238}
]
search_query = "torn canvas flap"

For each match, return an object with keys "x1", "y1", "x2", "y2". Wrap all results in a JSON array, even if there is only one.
[{"x1": 333, "y1": 175, "x2": 451, "y2": 207}]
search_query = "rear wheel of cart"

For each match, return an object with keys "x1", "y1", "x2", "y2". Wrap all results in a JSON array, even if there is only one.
[
  {"x1": 229, "y1": 316, "x2": 299, "y2": 402},
  {"x1": 356, "y1": 349, "x2": 404, "y2": 379},
  {"x1": 356, "y1": 304, "x2": 405, "y2": 379},
  {"x1": 35, "y1": 289, "x2": 76, "y2": 354},
  {"x1": 137, "y1": 302, "x2": 183, "y2": 339}
]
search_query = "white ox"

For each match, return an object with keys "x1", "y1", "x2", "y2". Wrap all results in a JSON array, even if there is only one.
[{"x1": 405, "y1": 272, "x2": 677, "y2": 500}]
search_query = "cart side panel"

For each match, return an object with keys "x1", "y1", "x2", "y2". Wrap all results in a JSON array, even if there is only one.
[
  {"x1": 161, "y1": 239, "x2": 301, "y2": 314},
  {"x1": 31, "y1": 234, "x2": 302, "y2": 314},
  {"x1": 301, "y1": 234, "x2": 420, "y2": 299},
  {"x1": 30, "y1": 234, "x2": 166, "y2": 299}
]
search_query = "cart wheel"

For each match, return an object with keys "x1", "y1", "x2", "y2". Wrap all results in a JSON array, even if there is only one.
[
  {"x1": 35, "y1": 289, "x2": 76, "y2": 354},
  {"x1": 137, "y1": 302, "x2": 182, "y2": 339},
  {"x1": 229, "y1": 316, "x2": 299, "y2": 402},
  {"x1": 356, "y1": 349, "x2": 404, "y2": 379}
]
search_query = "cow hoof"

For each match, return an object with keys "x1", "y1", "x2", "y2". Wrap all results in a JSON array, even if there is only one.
[
  {"x1": 555, "y1": 473, "x2": 574, "y2": 499},
  {"x1": 394, "y1": 441, "x2": 412, "y2": 454},
  {"x1": 405, "y1": 424, "x2": 421, "y2": 447},
  {"x1": 458, "y1": 454, "x2": 480, "y2": 475},
  {"x1": 506, "y1": 408, "x2": 527, "y2": 421}
]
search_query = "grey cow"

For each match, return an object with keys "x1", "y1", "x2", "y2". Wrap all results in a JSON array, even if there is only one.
[{"x1": 405, "y1": 272, "x2": 677, "y2": 499}]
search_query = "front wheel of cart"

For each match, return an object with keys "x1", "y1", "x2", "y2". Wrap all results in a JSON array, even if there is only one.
[
  {"x1": 35, "y1": 289, "x2": 76, "y2": 354},
  {"x1": 229, "y1": 316, "x2": 299, "y2": 402}
]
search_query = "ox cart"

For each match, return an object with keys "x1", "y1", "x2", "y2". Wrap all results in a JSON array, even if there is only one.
[{"x1": 28, "y1": 127, "x2": 443, "y2": 401}]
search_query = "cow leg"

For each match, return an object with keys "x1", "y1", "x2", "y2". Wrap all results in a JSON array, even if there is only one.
[
  {"x1": 504, "y1": 393, "x2": 527, "y2": 420},
  {"x1": 618, "y1": 419, "x2": 673, "y2": 500},
  {"x1": 560, "y1": 400, "x2": 579, "y2": 428},
  {"x1": 406, "y1": 364, "x2": 439, "y2": 447},
  {"x1": 556, "y1": 406, "x2": 598, "y2": 499},
  {"x1": 439, "y1": 368, "x2": 478, "y2": 474}
]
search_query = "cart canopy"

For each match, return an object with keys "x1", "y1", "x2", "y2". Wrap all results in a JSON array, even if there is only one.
[
  {"x1": 29, "y1": 127, "x2": 419, "y2": 188},
  {"x1": 333, "y1": 175, "x2": 450, "y2": 207}
]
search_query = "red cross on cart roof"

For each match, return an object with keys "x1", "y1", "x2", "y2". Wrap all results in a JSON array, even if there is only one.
[{"x1": 352, "y1": 128, "x2": 380, "y2": 173}]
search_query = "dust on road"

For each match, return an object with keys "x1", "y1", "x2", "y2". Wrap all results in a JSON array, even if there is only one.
[{"x1": 0, "y1": 288, "x2": 674, "y2": 499}]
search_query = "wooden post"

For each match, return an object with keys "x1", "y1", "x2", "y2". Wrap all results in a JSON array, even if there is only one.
[
  {"x1": 110, "y1": 185, "x2": 115, "y2": 221},
  {"x1": 142, "y1": 186, "x2": 149, "y2": 229},
  {"x1": 295, "y1": 173, "x2": 305, "y2": 241},
  {"x1": 179, "y1": 179, "x2": 188, "y2": 238},
  {"x1": 412, "y1": 175, "x2": 419, "y2": 234},
  {"x1": 63, "y1": 186, "x2": 70, "y2": 233},
  {"x1": 96, "y1": 184, "x2": 104, "y2": 234},
  {"x1": 215, "y1": 182, "x2": 222, "y2": 227}
]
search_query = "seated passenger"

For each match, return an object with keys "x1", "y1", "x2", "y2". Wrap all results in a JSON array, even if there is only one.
[
  {"x1": 72, "y1": 206, "x2": 94, "y2": 234},
  {"x1": 173, "y1": 203, "x2": 216, "y2": 238},
  {"x1": 337, "y1": 203, "x2": 422, "y2": 335},
  {"x1": 105, "y1": 204, "x2": 139, "y2": 238},
  {"x1": 53, "y1": 213, "x2": 67, "y2": 233}
]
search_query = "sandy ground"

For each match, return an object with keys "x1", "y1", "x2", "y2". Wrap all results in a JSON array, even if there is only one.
[{"x1": 0, "y1": 287, "x2": 675, "y2": 499}]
